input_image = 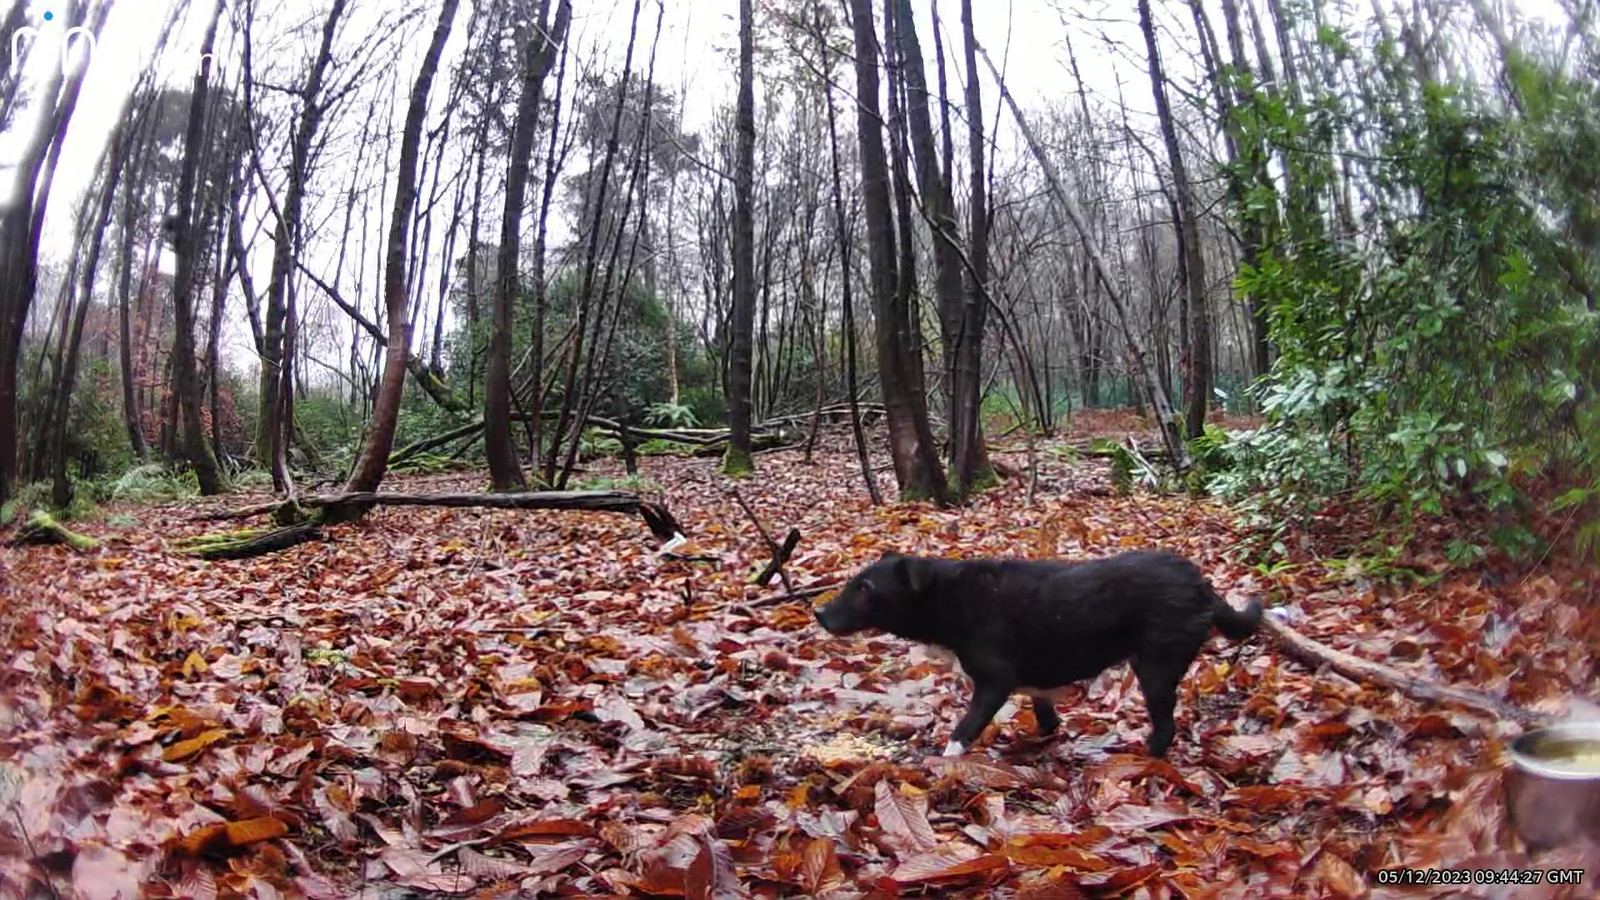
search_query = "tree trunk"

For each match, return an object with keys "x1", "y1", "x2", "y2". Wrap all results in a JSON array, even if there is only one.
[
  {"x1": 544, "y1": 0, "x2": 640, "y2": 487},
  {"x1": 170, "y1": 0, "x2": 228, "y2": 495},
  {"x1": 954, "y1": 0, "x2": 993, "y2": 498},
  {"x1": 817, "y1": 0, "x2": 882, "y2": 505},
  {"x1": 849, "y1": 0, "x2": 947, "y2": 504},
  {"x1": 486, "y1": 0, "x2": 571, "y2": 490},
  {"x1": 51, "y1": 124, "x2": 128, "y2": 507},
  {"x1": 889, "y1": 0, "x2": 991, "y2": 499},
  {"x1": 251, "y1": 0, "x2": 347, "y2": 483},
  {"x1": 117, "y1": 172, "x2": 150, "y2": 459},
  {"x1": 1138, "y1": 0, "x2": 1211, "y2": 441},
  {"x1": 528, "y1": 31, "x2": 570, "y2": 474},
  {"x1": 723, "y1": 0, "x2": 758, "y2": 476},
  {"x1": 345, "y1": 0, "x2": 461, "y2": 493},
  {"x1": 0, "y1": 0, "x2": 105, "y2": 505},
  {"x1": 1214, "y1": 0, "x2": 1275, "y2": 379}
]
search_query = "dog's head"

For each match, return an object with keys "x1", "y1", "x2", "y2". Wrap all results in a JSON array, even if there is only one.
[{"x1": 814, "y1": 553, "x2": 933, "y2": 637}]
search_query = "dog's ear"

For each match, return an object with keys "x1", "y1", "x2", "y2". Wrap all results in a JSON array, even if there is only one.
[{"x1": 890, "y1": 554, "x2": 932, "y2": 594}]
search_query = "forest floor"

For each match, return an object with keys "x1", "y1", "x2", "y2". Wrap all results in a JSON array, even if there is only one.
[{"x1": 3, "y1": 414, "x2": 1599, "y2": 899}]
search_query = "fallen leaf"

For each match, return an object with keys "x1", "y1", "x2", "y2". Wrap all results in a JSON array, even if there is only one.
[
  {"x1": 874, "y1": 780, "x2": 937, "y2": 854},
  {"x1": 163, "y1": 728, "x2": 230, "y2": 762}
]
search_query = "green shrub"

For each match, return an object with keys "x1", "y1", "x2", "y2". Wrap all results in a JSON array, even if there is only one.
[
  {"x1": 576, "y1": 474, "x2": 658, "y2": 492},
  {"x1": 636, "y1": 438, "x2": 698, "y2": 456},
  {"x1": 644, "y1": 402, "x2": 699, "y2": 429}
]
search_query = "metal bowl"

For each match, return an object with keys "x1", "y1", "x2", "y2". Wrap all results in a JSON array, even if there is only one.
[{"x1": 1505, "y1": 722, "x2": 1600, "y2": 850}]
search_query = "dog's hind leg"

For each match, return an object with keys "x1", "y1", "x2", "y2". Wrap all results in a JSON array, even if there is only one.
[
  {"x1": 1132, "y1": 648, "x2": 1197, "y2": 759},
  {"x1": 944, "y1": 682, "x2": 1012, "y2": 757},
  {"x1": 1023, "y1": 690, "x2": 1060, "y2": 736}
]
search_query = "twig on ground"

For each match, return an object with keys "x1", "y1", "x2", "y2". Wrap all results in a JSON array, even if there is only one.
[
  {"x1": 729, "y1": 487, "x2": 798, "y2": 595},
  {"x1": 1260, "y1": 613, "x2": 1548, "y2": 725}
]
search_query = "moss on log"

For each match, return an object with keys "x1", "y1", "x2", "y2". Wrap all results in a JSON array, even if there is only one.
[{"x1": 10, "y1": 511, "x2": 100, "y2": 551}]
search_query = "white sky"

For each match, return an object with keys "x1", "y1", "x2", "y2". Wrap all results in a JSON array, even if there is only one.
[{"x1": 0, "y1": 0, "x2": 1571, "y2": 376}]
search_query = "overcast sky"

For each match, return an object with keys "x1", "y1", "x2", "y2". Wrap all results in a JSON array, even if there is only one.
[{"x1": 0, "y1": 0, "x2": 1570, "y2": 373}]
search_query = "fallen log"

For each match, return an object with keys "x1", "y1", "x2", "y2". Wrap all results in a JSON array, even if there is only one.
[
  {"x1": 1259, "y1": 613, "x2": 1549, "y2": 726},
  {"x1": 8, "y1": 511, "x2": 100, "y2": 551},
  {"x1": 172, "y1": 523, "x2": 322, "y2": 560},
  {"x1": 390, "y1": 421, "x2": 484, "y2": 467},
  {"x1": 189, "y1": 491, "x2": 686, "y2": 545}
]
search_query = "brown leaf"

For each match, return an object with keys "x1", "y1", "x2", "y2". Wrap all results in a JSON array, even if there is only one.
[
  {"x1": 799, "y1": 838, "x2": 846, "y2": 894},
  {"x1": 519, "y1": 841, "x2": 593, "y2": 875},
  {"x1": 1310, "y1": 851, "x2": 1365, "y2": 899},
  {"x1": 1077, "y1": 862, "x2": 1160, "y2": 892},
  {"x1": 1097, "y1": 801, "x2": 1194, "y2": 832},
  {"x1": 224, "y1": 816, "x2": 289, "y2": 847},
  {"x1": 1001, "y1": 833, "x2": 1112, "y2": 870},
  {"x1": 311, "y1": 786, "x2": 359, "y2": 843},
  {"x1": 163, "y1": 727, "x2": 229, "y2": 762},
  {"x1": 497, "y1": 817, "x2": 595, "y2": 843},
  {"x1": 930, "y1": 756, "x2": 1066, "y2": 790},
  {"x1": 169, "y1": 817, "x2": 288, "y2": 858},
  {"x1": 440, "y1": 797, "x2": 504, "y2": 828},
  {"x1": 887, "y1": 852, "x2": 1009, "y2": 887},
  {"x1": 1014, "y1": 873, "x2": 1091, "y2": 900},
  {"x1": 874, "y1": 780, "x2": 936, "y2": 854}
]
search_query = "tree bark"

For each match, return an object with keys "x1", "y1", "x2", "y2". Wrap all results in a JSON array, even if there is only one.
[
  {"x1": 847, "y1": 0, "x2": 948, "y2": 504},
  {"x1": 1138, "y1": 0, "x2": 1211, "y2": 440},
  {"x1": 345, "y1": 0, "x2": 461, "y2": 493},
  {"x1": 50, "y1": 124, "x2": 127, "y2": 507},
  {"x1": 117, "y1": 145, "x2": 151, "y2": 459},
  {"x1": 0, "y1": 0, "x2": 105, "y2": 505},
  {"x1": 487, "y1": 0, "x2": 572, "y2": 491},
  {"x1": 816, "y1": 1, "x2": 882, "y2": 505},
  {"x1": 170, "y1": 0, "x2": 229, "y2": 495},
  {"x1": 723, "y1": 0, "x2": 758, "y2": 476},
  {"x1": 889, "y1": 0, "x2": 991, "y2": 499},
  {"x1": 955, "y1": 0, "x2": 993, "y2": 498}
]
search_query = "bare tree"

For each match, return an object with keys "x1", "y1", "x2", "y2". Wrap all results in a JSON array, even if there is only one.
[
  {"x1": 0, "y1": 0, "x2": 109, "y2": 505},
  {"x1": 48, "y1": 122, "x2": 128, "y2": 507},
  {"x1": 486, "y1": 1, "x2": 573, "y2": 490},
  {"x1": 724, "y1": 0, "x2": 758, "y2": 476},
  {"x1": 816, "y1": 0, "x2": 882, "y2": 504},
  {"x1": 345, "y1": 0, "x2": 463, "y2": 493},
  {"x1": 1139, "y1": 0, "x2": 1212, "y2": 440},
  {"x1": 169, "y1": 0, "x2": 229, "y2": 494},
  {"x1": 887, "y1": 0, "x2": 991, "y2": 500},
  {"x1": 847, "y1": 0, "x2": 948, "y2": 504},
  {"x1": 954, "y1": 0, "x2": 991, "y2": 497},
  {"x1": 247, "y1": 0, "x2": 350, "y2": 492},
  {"x1": 975, "y1": 42, "x2": 1192, "y2": 471}
]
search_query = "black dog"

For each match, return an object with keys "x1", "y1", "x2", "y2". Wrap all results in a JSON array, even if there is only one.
[{"x1": 813, "y1": 550, "x2": 1263, "y2": 758}]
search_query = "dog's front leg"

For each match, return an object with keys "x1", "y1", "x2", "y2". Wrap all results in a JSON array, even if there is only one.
[{"x1": 943, "y1": 682, "x2": 1012, "y2": 757}]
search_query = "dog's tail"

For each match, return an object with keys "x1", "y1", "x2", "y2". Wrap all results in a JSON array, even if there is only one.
[{"x1": 1205, "y1": 582, "x2": 1263, "y2": 640}]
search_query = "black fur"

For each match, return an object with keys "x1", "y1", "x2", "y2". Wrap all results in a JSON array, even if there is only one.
[{"x1": 813, "y1": 550, "x2": 1263, "y2": 758}]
